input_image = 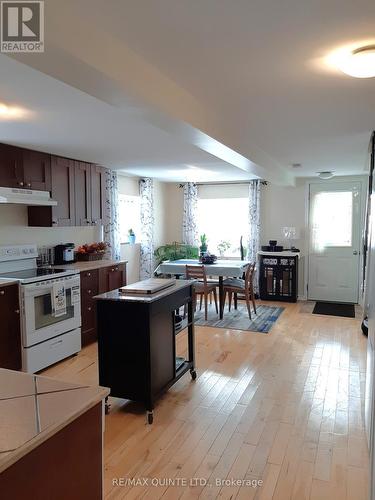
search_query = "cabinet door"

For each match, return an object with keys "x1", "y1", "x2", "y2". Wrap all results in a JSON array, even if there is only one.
[
  {"x1": 0, "y1": 143, "x2": 23, "y2": 188},
  {"x1": 99, "y1": 264, "x2": 127, "y2": 293},
  {"x1": 80, "y1": 270, "x2": 99, "y2": 346},
  {"x1": 22, "y1": 150, "x2": 52, "y2": 191},
  {"x1": 51, "y1": 156, "x2": 76, "y2": 226},
  {"x1": 0, "y1": 284, "x2": 21, "y2": 370},
  {"x1": 91, "y1": 165, "x2": 106, "y2": 226},
  {"x1": 75, "y1": 162, "x2": 92, "y2": 226}
]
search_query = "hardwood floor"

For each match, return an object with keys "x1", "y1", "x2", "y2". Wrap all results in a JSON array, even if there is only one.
[{"x1": 42, "y1": 301, "x2": 369, "y2": 499}]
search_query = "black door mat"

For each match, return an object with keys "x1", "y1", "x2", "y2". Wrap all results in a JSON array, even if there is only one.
[{"x1": 312, "y1": 301, "x2": 355, "y2": 318}]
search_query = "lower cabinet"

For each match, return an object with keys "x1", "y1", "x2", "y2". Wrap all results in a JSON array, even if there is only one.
[
  {"x1": 0, "y1": 284, "x2": 21, "y2": 370},
  {"x1": 98, "y1": 263, "x2": 127, "y2": 294},
  {"x1": 81, "y1": 264, "x2": 127, "y2": 347}
]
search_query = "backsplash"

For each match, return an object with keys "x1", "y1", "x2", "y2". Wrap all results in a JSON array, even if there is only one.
[{"x1": 0, "y1": 204, "x2": 101, "y2": 247}]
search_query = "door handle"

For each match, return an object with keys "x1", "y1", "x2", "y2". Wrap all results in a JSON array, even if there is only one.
[{"x1": 353, "y1": 250, "x2": 359, "y2": 255}]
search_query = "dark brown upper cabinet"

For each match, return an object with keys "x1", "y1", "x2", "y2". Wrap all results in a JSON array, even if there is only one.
[
  {"x1": 22, "y1": 149, "x2": 52, "y2": 191},
  {"x1": 91, "y1": 165, "x2": 106, "y2": 226},
  {"x1": 28, "y1": 156, "x2": 107, "y2": 227},
  {"x1": 0, "y1": 143, "x2": 23, "y2": 187},
  {"x1": 75, "y1": 161, "x2": 92, "y2": 226},
  {"x1": 0, "y1": 143, "x2": 51, "y2": 191},
  {"x1": 28, "y1": 156, "x2": 76, "y2": 227}
]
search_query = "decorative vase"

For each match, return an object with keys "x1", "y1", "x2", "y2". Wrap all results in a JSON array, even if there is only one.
[
  {"x1": 128, "y1": 234, "x2": 136, "y2": 244},
  {"x1": 199, "y1": 245, "x2": 207, "y2": 254}
]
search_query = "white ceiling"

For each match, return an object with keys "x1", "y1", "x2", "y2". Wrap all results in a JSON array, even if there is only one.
[
  {"x1": 4, "y1": 0, "x2": 375, "y2": 181},
  {"x1": 0, "y1": 56, "x2": 255, "y2": 182}
]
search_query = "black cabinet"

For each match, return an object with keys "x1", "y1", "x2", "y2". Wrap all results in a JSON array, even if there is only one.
[
  {"x1": 96, "y1": 281, "x2": 196, "y2": 423},
  {"x1": 259, "y1": 253, "x2": 299, "y2": 302}
]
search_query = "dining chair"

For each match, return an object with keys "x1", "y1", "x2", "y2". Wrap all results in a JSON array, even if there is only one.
[
  {"x1": 222, "y1": 263, "x2": 257, "y2": 320},
  {"x1": 185, "y1": 265, "x2": 218, "y2": 320}
]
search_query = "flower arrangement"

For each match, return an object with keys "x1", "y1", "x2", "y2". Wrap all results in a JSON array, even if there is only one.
[{"x1": 76, "y1": 242, "x2": 109, "y2": 261}]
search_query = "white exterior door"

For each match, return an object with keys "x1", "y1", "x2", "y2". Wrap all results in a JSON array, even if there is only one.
[{"x1": 307, "y1": 181, "x2": 362, "y2": 303}]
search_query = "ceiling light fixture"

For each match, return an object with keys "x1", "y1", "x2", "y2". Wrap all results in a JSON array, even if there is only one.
[
  {"x1": 328, "y1": 44, "x2": 375, "y2": 78},
  {"x1": 317, "y1": 171, "x2": 334, "y2": 180}
]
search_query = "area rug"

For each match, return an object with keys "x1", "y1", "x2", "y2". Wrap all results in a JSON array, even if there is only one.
[
  {"x1": 194, "y1": 304, "x2": 285, "y2": 333},
  {"x1": 312, "y1": 301, "x2": 355, "y2": 318}
]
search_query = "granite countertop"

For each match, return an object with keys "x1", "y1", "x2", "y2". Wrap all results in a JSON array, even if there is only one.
[
  {"x1": 0, "y1": 279, "x2": 19, "y2": 287},
  {"x1": 0, "y1": 368, "x2": 109, "y2": 474},
  {"x1": 94, "y1": 279, "x2": 193, "y2": 304},
  {"x1": 51, "y1": 259, "x2": 127, "y2": 272}
]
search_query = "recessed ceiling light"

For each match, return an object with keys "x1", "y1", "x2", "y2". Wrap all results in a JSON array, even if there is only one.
[
  {"x1": 328, "y1": 44, "x2": 375, "y2": 78},
  {"x1": 317, "y1": 171, "x2": 334, "y2": 180}
]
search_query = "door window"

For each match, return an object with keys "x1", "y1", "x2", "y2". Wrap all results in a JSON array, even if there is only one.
[{"x1": 311, "y1": 191, "x2": 353, "y2": 251}]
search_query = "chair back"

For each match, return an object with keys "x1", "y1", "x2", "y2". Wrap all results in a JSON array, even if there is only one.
[
  {"x1": 244, "y1": 263, "x2": 256, "y2": 291},
  {"x1": 185, "y1": 264, "x2": 207, "y2": 285}
]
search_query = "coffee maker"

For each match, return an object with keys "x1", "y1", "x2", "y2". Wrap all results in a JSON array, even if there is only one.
[{"x1": 54, "y1": 243, "x2": 75, "y2": 264}]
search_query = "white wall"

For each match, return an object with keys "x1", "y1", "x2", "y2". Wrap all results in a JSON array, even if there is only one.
[
  {"x1": 0, "y1": 204, "x2": 101, "y2": 247},
  {"x1": 164, "y1": 183, "x2": 184, "y2": 243},
  {"x1": 117, "y1": 175, "x2": 169, "y2": 281}
]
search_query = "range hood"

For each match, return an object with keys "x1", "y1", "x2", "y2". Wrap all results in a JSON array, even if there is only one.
[{"x1": 0, "y1": 187, "x2": 57, "y2": 206}]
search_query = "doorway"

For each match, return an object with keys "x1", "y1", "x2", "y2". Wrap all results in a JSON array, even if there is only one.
[{"x1": 307, "y1": 181, "x2": 362, "y2": 303}]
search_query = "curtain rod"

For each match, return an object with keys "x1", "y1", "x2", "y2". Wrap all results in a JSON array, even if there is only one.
[{"x1": 178, "y1": 180, "x2": 267, "y2": 188}]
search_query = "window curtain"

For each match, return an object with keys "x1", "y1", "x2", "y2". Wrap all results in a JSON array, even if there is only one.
[
  {"x1": 182, "y1": 182, "x2": 199, "y2": 246},
  {"x1": 247, "y1": 180, "x2": 261, "y2": 293},
  {"x1": 139, "y1": 178, "x2": 154, "y2": 279},
  {"x1": 103, "y1": 169, "x2": 121, "y2": 260}
]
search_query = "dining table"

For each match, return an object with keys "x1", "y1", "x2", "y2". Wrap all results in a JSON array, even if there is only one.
[{"x1": 156, "y1": 259, "x2": 250, "y2": 319}]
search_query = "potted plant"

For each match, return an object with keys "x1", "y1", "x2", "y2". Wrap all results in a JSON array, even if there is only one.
[
  {"x1": 217, "y1": 240, "x2": 231, "y2": 257},
  {"x1": 76, "y1": 242, "x2": 109, "y2": 261},
  {"x1": 199, "y1": 234, "x2": 208, "y2": 254},
  {"x1": 128, "y1": 228, "x2": 136, "y2": 244}
]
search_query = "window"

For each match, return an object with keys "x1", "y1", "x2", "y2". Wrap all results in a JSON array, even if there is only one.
[
  {"x1": 311, "y1": 191, "x2": 353, "y2": 250},
  {"x1": 197, "y1": 197, "x2": 249, "y2": 258},
  {"x1": 118, "y1": 194, "x2": 141, "y2": 243}
]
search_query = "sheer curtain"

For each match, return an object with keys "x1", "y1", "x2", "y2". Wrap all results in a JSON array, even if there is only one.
[
  {"x1": 139, "y1": 178, "x2": 154, "y2": 279},
  {"x1": 182, "y1": 182, "x2": 199, "y2": 246},
  {"x1": 247, "y1": 180, "x2": 261, "y2": 292},
  {"x1": 103, "y1": 169, "x2": 121, "y2": 260}
]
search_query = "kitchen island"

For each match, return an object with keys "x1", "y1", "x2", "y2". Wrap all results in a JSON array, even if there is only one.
[
  {"x1": 95, "y1": 279, "x2": 196, "y2": 424},
  {"x1": 0, "y1": 368, "x2": 109, "y2": 499}
]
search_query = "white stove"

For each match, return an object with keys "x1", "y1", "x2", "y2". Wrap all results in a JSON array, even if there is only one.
[{"x1": 0, "y1": 244, "x2": 82, "y2": 373}]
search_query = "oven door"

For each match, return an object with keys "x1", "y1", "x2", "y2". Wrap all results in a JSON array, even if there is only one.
[{"x1": 22, "y1": 274, "x2": 81, "y2": 347}]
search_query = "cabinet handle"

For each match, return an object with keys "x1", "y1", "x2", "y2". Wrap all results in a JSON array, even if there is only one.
[
  {"x1": 87, "y1": 273, "x2": 91, "y2": 277},
  {"x1": 87, "y1": 289, "x2": 92, "y2": 294},
  {"x1": 52, "y1": 220, "x2": 58, "y2": 225},
  {"x1": 85, "y1": 220, "x2": 90, "y2": 224},
  {"x1": 92, "y1": 220, "x2": 97, "y2": 225},
  {"x1": 87, "y1": 306, "x2": 92, "y2": 312},
  {"x1": 0, "y1": 290, "x2": 4, "y2": 295},
  {"x1": 27, "y1": 183, "x2": 31, "y2": 188},
  {"x1": 19, "y1": 181, "x2": 24, "y2": 187},
  {"x1": 111, "y1": 268, "x2": 115, "y2": 272},
  {"x1": 15, "y1": 309, "x2": 20, "y2": 314}
]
